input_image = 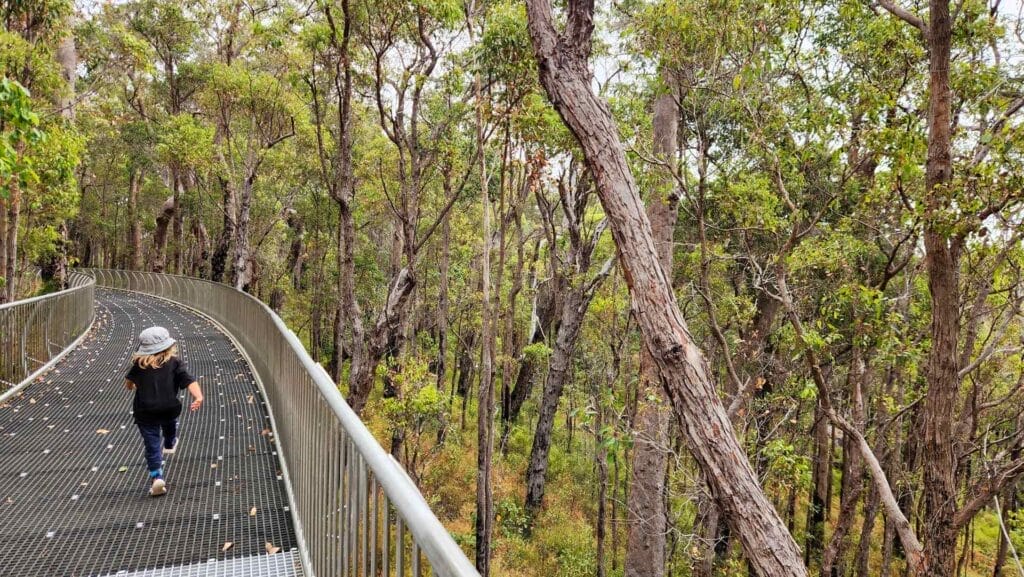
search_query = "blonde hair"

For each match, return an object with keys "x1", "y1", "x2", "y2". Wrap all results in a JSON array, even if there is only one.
[{"x1": 133, "y1": 344, "x2": 178, "y2": 369}]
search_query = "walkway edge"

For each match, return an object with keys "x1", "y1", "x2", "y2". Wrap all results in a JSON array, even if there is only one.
[{"x1": 0, "y1": 314, "x2": 96, "y2": 406}]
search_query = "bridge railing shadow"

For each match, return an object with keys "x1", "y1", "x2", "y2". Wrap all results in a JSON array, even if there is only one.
[
  {"x1": 0, "y1": 271, "x2": 95, "y2": 403},
  {"x1": 82, "y1": 268, "x2": 479, "y2": 577}
]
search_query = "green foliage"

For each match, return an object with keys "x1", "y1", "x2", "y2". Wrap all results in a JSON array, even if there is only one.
[
  {"x1": 761, "y1": 438, "x2": 812, "y2": 492},
  {"x1": 0, "y1": 77, "x2": 45, "y2": 197},
  {"x1": 156, "y1": 114, "x2": 214, "y2": 167},
  {"x1": 381, "y1": 358, "x2": 448, "y2": 433},
  {"x1": 495, "y1": 497, "x2": 530, "y2": 539}
]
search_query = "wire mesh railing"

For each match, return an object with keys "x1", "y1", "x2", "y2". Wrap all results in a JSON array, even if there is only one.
[
  {"x1": 0, "y1": 271, "x2": 95, "y2": 402},
  {"x1": 83, "y1": 268, "x2": 479, "y2": 577}
]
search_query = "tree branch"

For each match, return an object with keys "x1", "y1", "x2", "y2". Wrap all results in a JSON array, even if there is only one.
[
  {"x1": 954, "y1": 454, "x2": 1024, "y2": 528},
  {"x1": 876, "y1": 0, "x2": 928, "y2": 33},
  {"x1": 566, "y1": 0, "x2": 595, "y2": 57}
]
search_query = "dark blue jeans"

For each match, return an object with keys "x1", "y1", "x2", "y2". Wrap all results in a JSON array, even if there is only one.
[{"x1": 137, "y1": 419, "x2": 177, "y2": 478}]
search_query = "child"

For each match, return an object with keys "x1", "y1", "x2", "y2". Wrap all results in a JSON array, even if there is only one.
[{"x1": 124, "y1": 326, "x2": 204, "y2": 496}]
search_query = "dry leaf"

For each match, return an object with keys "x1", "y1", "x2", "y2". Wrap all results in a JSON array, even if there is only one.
[
  {"x1": 246, "y1": 395, "x2": 254, "y2": 404},
  {"x1": 96, "y1": 429, "x2": 110, "y2": 435},
  {"x1": 29, "y1": 399, "x2": 36, "y2": 404},
  {"x1": 265, "y1": 542, "x2": 280, "y2": 555},
  {"x1": 222, "y1": 542, "x2": 233, "y2": 552},
  {"x1": 210, "y1": 463, "x2": 219, "y2": 469},
  {"x1": 249, "y1": 507, "x2": 257, "y2": 517}
]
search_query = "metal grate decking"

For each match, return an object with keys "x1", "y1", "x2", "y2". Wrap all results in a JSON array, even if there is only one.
[{"x1": 0, "y1": 289, "x2": 302, "y2": 577}]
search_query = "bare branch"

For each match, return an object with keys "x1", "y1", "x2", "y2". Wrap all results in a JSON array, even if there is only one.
[
  {"x1": 954, "y1": 455, "x2": 1024, "y2": 528},
  {"x1": 876, "y1": 0, "x2": 928, "y2": 33}
]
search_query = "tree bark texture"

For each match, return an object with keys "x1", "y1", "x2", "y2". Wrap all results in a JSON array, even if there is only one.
[
  {"x1": 921, "y1": 2, "x2": 958, "y2": 576},
  {"x1": 523, "y1": 2, "x2": 807, "y2": 574},
  {"x1": 346, "y1": 268, "x2": 415, "y2": 414},
  {"x1": 4, "y1": 179, "x2": 20, "y2": 301},
  {"x1": 128, "y1": 169, "x2": 143, "y2": 270},
  {"x1": 625, "y1": 89, "x2": 677, "y2": 577},
  {"x1": 210, "y1": 171, "x2": 236, "y2": 282},
  {"x1": 232, "y1": 173, "x2": 255, "y2": 291},
  {"x1": 151, "y1": 196, "x2": 175, "y2": 273},
  {"x1": 524, "y1": 288, "x2": 587, "y2": 517},
  {"x1": 806, "y1": 403, "x2": 832, "y2": 567}
]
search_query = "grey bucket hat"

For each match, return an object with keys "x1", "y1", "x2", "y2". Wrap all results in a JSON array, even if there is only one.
[{"x1": 137, "y1": 326, "x2": 176, "y2": 355}]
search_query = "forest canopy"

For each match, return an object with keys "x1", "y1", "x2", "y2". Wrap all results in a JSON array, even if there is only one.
[{"x1": 3, "y1": 0, "x2": 1024, "y2": 575}]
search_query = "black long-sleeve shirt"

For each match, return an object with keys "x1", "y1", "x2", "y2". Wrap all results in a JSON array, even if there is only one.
[{"x1": 125, "y1": 358, "x2": 195, "y2": 425}]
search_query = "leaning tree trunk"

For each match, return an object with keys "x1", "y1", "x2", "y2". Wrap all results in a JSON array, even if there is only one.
[
  {"x1": 625, "y1": 88, "x2": 677, "y2": 577},
  {"x1": 524, "y1": 288, "x2": 589, "y2": 517},
  {"x1": 523, "y1": 2, "x2": 807, "y2": 575}
]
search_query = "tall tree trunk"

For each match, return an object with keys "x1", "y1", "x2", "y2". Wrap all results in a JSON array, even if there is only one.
[
  {"x1": 232, "y1": 173, "x2": 255, "y2": 291},
  {"x1": 128, "y1": 169, "x2": 143, "y2": 270},
  {"x1": 191, "y1": 219, "x2": 210, "y2": 278},
  {"x1": 285, "y1": 210, "x2": 305, "y2": 289},
  {"x1": 152, "y1": 196, "x2": 175, "y2": 273},
  {"x1": 523, "y1": 4, "x2": 807, "y2": 575},
  {"x1": 806, "y1": 402, "x2": 833, "y2": 568},
  {"x1": 822, "y1": 350, "x2": 867, "y2": 576},
  {"x1": 0, "y1": 196, "x2": 7, "y2": 303},
  {"x1": 624, "y1": 88, "x2": 677, "y2": 577},
  {"x1": 211, "y1": 173, "x2": 236, "y2": 282},
  {"x1": 473, "y1": 11, "x2": 495, "y2": 568},
  {"x1": 921, "y1": 2, "x2": 958, "y2": 576},
  {"x1": 596, "y1": 393, "x2": 609, "y2": 577},
  {"x1": 4, "y1": 160, "x2": 22, "y2": 301},
  {"x1": 436, "y1": 213, "x2": 450, "y2": 390}
]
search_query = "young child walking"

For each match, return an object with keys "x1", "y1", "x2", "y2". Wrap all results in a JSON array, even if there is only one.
[{"x1": 124, "y1": 326, "x2": 204, "y2": 497}]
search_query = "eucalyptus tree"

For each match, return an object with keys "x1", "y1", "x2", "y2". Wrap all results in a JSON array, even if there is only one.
[
  {"x1": 1, "y1": 0, "x2": 81, "y2": 301},
  {"x1": 343, "y1": 0, "x2": 470, "y2": 414}
]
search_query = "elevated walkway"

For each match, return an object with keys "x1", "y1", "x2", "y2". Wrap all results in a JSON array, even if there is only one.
[
  {"x1": 0, "y1": 270, "x2": 479, "y2": 577},
  {"x1": 0, "y1": 290, "x2": 300, "y2": 577}
]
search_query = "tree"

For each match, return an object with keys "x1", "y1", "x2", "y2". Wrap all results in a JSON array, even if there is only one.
[{"x1": 522, "y1": 0, "x2": 808, "y2": 574}]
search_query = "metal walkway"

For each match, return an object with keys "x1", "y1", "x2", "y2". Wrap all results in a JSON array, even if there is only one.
[{"x1": 0, "y1": 289, "x2": 301, "y2": 577}]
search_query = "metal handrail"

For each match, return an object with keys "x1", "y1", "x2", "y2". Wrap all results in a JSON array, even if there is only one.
[
  {"x1": 83, "y1": 268, "x2": 479, "y2": 577},
  {"x1": 0, "y1": 271, "x2": 96, "y2": 403}
]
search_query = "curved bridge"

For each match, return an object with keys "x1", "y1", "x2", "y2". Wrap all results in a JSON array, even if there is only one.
[{"x1": 0, "y1": 270, "x2": 478, "y2": 577}]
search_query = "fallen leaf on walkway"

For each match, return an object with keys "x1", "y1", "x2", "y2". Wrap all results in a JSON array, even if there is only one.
[
  {"x1": 222, "y1": 542, "x2": 233, "y2": 552},
  {"x1": 117, "y1": 466, "x2": 128, "y2": 473},
  {"x1": 96, "y1": 429, "x2": 110, "y2": 435},
  {"x1": 210, "y1": 463, "x2": 218, "y2": 469},
  {"x1": 249, "y1": 507, "x2": 257, "y2": 516},
  {"x1": 265, "y1": 542, "x2": 280, "y2": 555},
  {"x1": 29, "y1": 399, "x2": 36, "y2": 404}
]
